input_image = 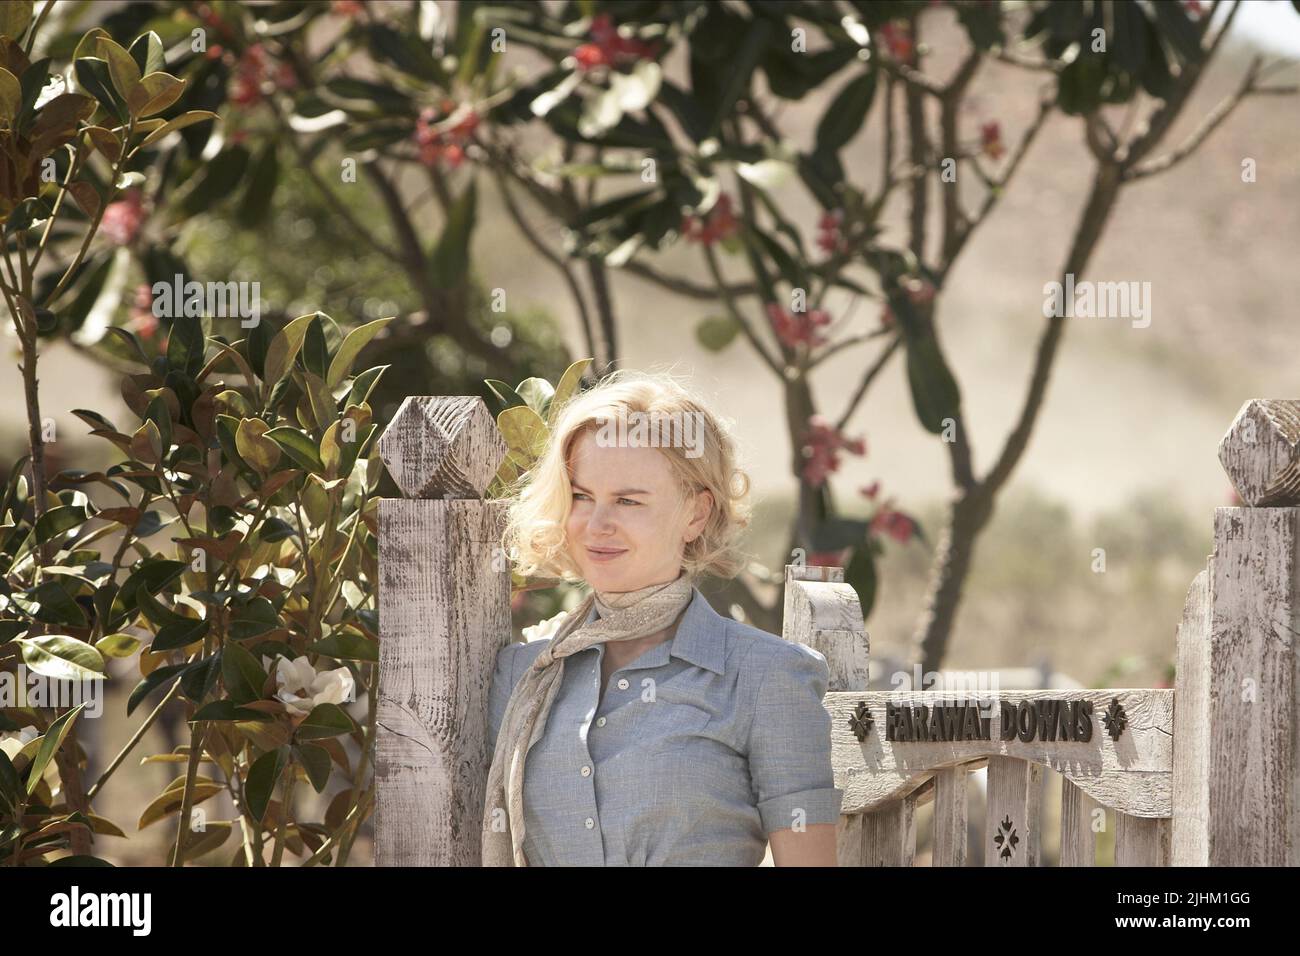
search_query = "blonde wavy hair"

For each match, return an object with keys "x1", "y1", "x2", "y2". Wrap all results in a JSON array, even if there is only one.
[{"x1": 501, "y1": 367, "x2": 753, "y2": 584}]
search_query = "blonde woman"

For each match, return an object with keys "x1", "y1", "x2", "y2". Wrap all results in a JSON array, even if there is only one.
[{"x1": 483, "y1": 368, "x2": 842, "y2": 866}]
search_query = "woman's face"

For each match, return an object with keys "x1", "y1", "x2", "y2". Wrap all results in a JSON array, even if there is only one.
[{"x1": 564, "y1": 428, "x2": 713, "y2": 593}]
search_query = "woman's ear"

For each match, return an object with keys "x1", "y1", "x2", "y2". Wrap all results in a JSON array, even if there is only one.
[{"x1": 686, "y1": 488, "x2": 714, "y2": 542}]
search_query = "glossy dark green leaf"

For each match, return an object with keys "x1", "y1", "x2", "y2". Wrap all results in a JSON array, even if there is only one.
[
  {"x1": 244, "y1": 746, "x2": 288, "y2": 822},
  {"x1": 295, "y1": 703, "x2": 356, "y2": 741},
  {"x1": 294, "y1": 743, "x2": 332, "y2": 793},
  {"x1": 844, "y1": 543, "x2": 878, "y2": 619},
  {"x1": 815, "y1": 69, "x2": 876, "y2": 157},
  {"x1": 235, "y1": 141, "x2": 279, "y2": 229}
]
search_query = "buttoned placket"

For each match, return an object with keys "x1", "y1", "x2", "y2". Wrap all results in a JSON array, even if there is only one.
[{"x1": 578, "y1": 641, "x2": 674, "y2": 861}]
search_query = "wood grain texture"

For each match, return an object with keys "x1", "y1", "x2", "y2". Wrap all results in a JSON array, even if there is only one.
[
  {"x1": 1206, "y1": 506, "x2": 1300, "y2": 865},
  {"x1": 830, "y1": 689, "x2": 1173, "y2": 817},
  {"x1": 986, "y1": 756, "x2": 1042, "y2": 866},
  {"x1": 377, "y1": 395, "x2": 507, "y2": 499},
  {"x1": 932, "y1": 765, "x2": 968, "y2": 866},
  {"x1": 1060, "y1": 778, "x2": 1098, "y2": 866},
  {"x1": 1115, "y1": 813, "x2": 1171, "y2": 866},
  {"x1": 1218, "y1": 399, "x2": 1300, "y2": 506},
  {"x1": 782, "y1": 567, "x2": 871, "y2": 866},
  {"x1": 1172, "y1": 567, "x2": 1210, "y2": 865},
  {"x1": 375, "y1": 498, "x2": 509, "y2": 865}
]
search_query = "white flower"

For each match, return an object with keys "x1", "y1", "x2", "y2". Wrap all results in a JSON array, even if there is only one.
[
  {"x1": 260, "y1": 655, "x2": 354, "y2": 717},
  {"x1": 522, "y1": 610, "x2": 572, "y2": 644}
]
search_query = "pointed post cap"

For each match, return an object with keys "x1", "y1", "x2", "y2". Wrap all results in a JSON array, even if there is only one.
[
  {"x1": 378, "y1": 396, "x2": 507, "y2": 499},
  {"x1": 1218, "y1": 399, "x2": 1300, "y2": 506}
]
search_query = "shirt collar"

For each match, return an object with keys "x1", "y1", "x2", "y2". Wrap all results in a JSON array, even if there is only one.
[{"x1": 582, "y1": 584, "x2": 727, "y2": 676}]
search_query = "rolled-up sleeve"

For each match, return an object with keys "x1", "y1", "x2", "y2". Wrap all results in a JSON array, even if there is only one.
[
  {"x1": 487, "y1": 643, "x2": 522, "y2": 752},
  {"x1": 746, "y1": 644, "x2": 844, "y2": 833}
]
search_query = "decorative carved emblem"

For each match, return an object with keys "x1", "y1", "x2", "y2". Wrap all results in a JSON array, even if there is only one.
[
  {"x1": 1101, "y1": 697, "x2": 1127, "y2": 741},
  {"x1": 848, "y1": 701, "x2": 874, "y2": 742},
  {"x1": 993, "y1": 815, "x2": 1019, "y2": 862}
]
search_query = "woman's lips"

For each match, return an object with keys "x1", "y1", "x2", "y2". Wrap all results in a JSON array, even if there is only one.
[{"x1": 586, "y1": 547, "x2": 627, "y2": 562}]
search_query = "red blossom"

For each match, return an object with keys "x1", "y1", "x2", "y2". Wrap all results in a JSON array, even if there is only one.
[
  {"x1": 860, "y1": 481, "x2": 880, "y2": 500},
  {"x1": 766, "y1": 303, "x2": 832, "y2": 350},
  {"x1": 332, "y1": 0, "x2": 366, "y2": 16},
  {"x1": 413, "y1": 103, "x2": 480, "y2": 169},
  {"x1": 816, "y1": 208, "x2": 849, "y2": 255},
  {"x1": 681, "y1": 193, "x2": 738, "y2": 245},
  {"x1": 100, "y1": 189, "x2": 146, "y2": 246},
  {"x1": 980, "y1": 121, "x2": 1005, "y2": 160},
  {"x1": 878, "y1": 21, "x2": 915, "y2": 64},
  {"x1": 573, "y1": 13, "x2": 659, "y2": 71},
  {"x1": 871, "y1": 505, "x2": 916, "y2": 543},
  {"x1": 806, "y1": 549, "x2": 849, "y2": 568},
  {"x1": 800, "y1": 415, "x2": 867, "y2": 487}
]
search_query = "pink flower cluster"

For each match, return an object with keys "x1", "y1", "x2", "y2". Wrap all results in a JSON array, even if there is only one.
[
  {"x1": 573, "y1": 13, "x2": 659, "y2": 71},
  {"x1": 800, "y1": 415, "x2": 866, "y2": 487},
  {"x1": 101, "y1": 189, "x2": 146, "y2": 246},
  {"x1": 878, "y1": 21, "x2": 914, "y2": 63},
  {"x1": 861, "y1": 481, "x2": 918, "y2": 544},
  {"x1": 767, "y1": 303, "x2": 832, "y2": 350},
  {"x1": 816, "y1": 209, "x2": 848, "y2": 255},
  {"x1": 681, "y1": 193, "x2": 738, "y2": 245},
  {"x1": 414, "y1": 100, "x2": 480, "y2": 169}
]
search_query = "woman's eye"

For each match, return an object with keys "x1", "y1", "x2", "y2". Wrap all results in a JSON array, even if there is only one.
[
  {"x1": 618, "y1": 498, "x2": 639, "y2": 505},
  {"x1": 572, "y1": 492, "x2": 588, "y2": 500}
]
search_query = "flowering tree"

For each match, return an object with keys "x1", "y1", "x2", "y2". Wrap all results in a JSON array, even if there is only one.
[{"x1": 467, "y1": 0, "x2": 1296, "y2": 674}]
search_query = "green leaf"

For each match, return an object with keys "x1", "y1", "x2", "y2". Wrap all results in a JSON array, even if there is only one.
[
  {"x1": 547, "y1": 358, "x2": 592, "y2": 426},
  {"x1": 815, "y1": 69, "x2": 877, "y2": 158},
  {"x1": 244, "y1": 746, "x2": 289, "y2": 822},
  {"x1": 904, "y1": 331, "x2": 961, "y2": 434},
  {"x1": 265, "y1": 426, "x2": 324, "y2": 473},
  {"x1": 26, "y1": 704, "x2": 85, "y2": 797},
  {"x1": 234, "y1": 141, "x2": 279, "y2": 228},
  {"x1": 191, "y1": 700, "x2": 263, "y2": 721},
  {"x1": 696, "y1": 315, "x2": 741, "y2": 352},
  {"x1": 137, "y1": 110, "x2": 218, "y2": 149},
  {"x1": 128, "y1": 31, "x2": 166, "y2": 77},
  {"x1": 0, "y1": 67, "x2": 21, "y2": 125},
  {"x1": 294, "y1": 743, "x2": 332, "y2": 793},
  {"x1": 307, "y1": 630, "x2": 377, "y2": 663},
  {"x1": 222, "y1": 640, "x2": 268, "y2": 704},
  {"x1": 497, "y1": 405, "x2": 549, "y2": 466},
  {"x1": 295, "y1": 703, "x2": 356, "y2": 741},
  {"x1": 263, "y1": 313, "x2": 318, "y2": 395},
  {"x1": 126, "y1": 662, "x2": 191, "y2": 717},
  {"x1": 34, "y1": 505, "x2": 87, "y2": 544},
  {"x1": 72, "y1": 58, "x2": 124, "y2": 124},
  {"x1": 844, "y1": 544, "x2": 878, "y2": 619},
  {"x1": 19, "y1": 635, "x2": 105, "y2": 680},
  {"x1": 96, "y1": 35, "x2": 140, "y2": 105},
  {"x1": 0, "y1": 749, "x2": 20, "y2": 815},
  {"x1": 150, "y1": 617, "x2": 209, "y2": 652},
  {"x1": 326, "y1": 317, "x2": 392, "y2": 388},
  {"x1": 515, "y1": 377, "x2": 555, "y2": 419},
  {"x1": 0, "y1": 1, "x2": 33, "y2": 40}
]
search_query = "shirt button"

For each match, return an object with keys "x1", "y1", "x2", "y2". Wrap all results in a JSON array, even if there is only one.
[
  {"x1": 584, "y1": 817, "x2": 595, "y2": 829},
  {"x1": 580, "y1": 765, "x2": 591, "y2": 777},
  {"x1": 595, "y1": 716, "x2": 607, "y2": 727},
  {"x1": 617, "y1": 678, "x2": 629, "y2": 690}
]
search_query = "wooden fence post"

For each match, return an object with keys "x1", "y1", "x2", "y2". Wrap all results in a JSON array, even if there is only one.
[
  {"x1": 781, "y1": 565, "x2": 872, "y2": 865},
  {"x1": 1174, "y1": 399, "x2": 1300, "y2": 865},
  {"x1": 374, "y1": 396, "x2": 510, "y2": 866}
]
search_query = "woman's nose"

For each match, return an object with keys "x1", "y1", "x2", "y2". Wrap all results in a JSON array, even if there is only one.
[{"x1": 588, "y1": 503, "x2": 617, "y2": 533}]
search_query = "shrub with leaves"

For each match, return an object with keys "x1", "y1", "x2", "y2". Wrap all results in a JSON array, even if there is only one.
[{"x1": 1, "y1": 308, "x2": 387, "y2": 866}]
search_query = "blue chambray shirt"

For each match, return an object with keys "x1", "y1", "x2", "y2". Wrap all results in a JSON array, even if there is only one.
[{"x1": 487, "y1": 584, "x2": 843, "y2": 866}]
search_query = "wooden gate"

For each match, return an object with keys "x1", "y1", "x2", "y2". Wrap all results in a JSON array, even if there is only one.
[{"x1": 374, "y1": 396, "x2": 1300, "y2": 866}]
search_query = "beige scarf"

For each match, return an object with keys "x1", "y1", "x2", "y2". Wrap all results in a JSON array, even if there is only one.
[{"x1": 481, "y1": 570, "x2": 695, "y2": 866}]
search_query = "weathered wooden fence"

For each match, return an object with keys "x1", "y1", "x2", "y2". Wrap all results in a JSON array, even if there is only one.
[{"x1": 374, "y1": 396, "x2": 1300, "y2": 866}]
